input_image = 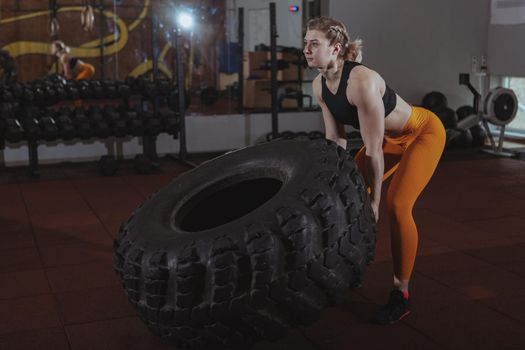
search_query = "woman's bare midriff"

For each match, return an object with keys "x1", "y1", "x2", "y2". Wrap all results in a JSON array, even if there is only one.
[{"x1": 384, "y1": 95, "x2": 413, "y2": 136}]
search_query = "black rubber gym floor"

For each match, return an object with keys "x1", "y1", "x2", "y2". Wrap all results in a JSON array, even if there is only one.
[{"x1": 1, "y1": 149, "x2": 525, "y2": 349}]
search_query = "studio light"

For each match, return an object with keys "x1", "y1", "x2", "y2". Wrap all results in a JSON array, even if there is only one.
[{"x1": 177, "y1": 11, "x2": 194, "y2": 30}]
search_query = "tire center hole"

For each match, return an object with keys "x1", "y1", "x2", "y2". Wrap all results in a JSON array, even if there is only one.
[{"x1": 177, "y1": 177, "x2": 283, "y2": 232}]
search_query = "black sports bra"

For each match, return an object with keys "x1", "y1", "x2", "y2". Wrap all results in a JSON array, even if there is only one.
[
  {"x1": 321, "y1": 61, "x2": 397, "y2": 129},
  {"x1": 69, "y1": 57, "x2": 79, "y2": 70}
]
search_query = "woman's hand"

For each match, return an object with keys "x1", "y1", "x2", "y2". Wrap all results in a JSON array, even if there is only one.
[
  {"x1": 336, "y1": 138, "x2": 347, "y2": 150},
  {"x1": 371, "y1": 200, "x2": 379, "y2": 223}
]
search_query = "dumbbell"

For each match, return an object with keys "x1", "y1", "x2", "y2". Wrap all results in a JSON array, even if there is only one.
[
  {"x1": 456, "y1": 105, "x2": 476, "y2": 122},
  {"x1": 42, "y1": 84, "x2": 57, "y2": 104},
  {"x1": 134, "y1": 154, "x2": 152, "y2": 174},
  {"x1": 123, "y1": 110, "x2": 144, "y2": 136},
  {"x1": 448, "y1": 128, "x2": 473, "y2": 149},
  {"x1": 156, "y1": 79, "x2": 171, "y2": 96},
  {"x1": 54, "y1": 111, "x2": 76, "y2": 140},
  {"x1": 0, "y1": 102, "x2": 16, "y2": 119},
  {"x1": 308, "y1": 131, "x2": 324, "y2": 140},
  {"x1": 168, "y1": 89, "x2": 191, "y2": 111},
  {"x1": 117, "y1": 82, "x2": 132, "y2": 99},
  {"x1": 88, "y1": 106, "x2": 103, "y2": 115},
  {"x1": 200, "y1": 87, "x2": 219, "y2": 107},
  {"x1": 32, "y1": 85, "x2": 46, "y2": 103},
  {"x1": 143, "y1": 82, "x2": 157, "y2": 98},
  {"x1": 47, "y1": 73, "x2": 67, "y2": 86},
  {"x1": 1, "y1": 89, "x2": 14, "y2": 103},
  {"x1": 142, "y1": 111, "x2": 163, "y2": 135},
  {"x1": 54, "y1": 85, "x2": 67, "y2": 101},
  {"x1": 58, "y1": 106, "x2": 71, "y2": 116},
  {"x1": 89, "y1": 109, "x2": 111, "y2": 139},
  {"x1": 422, "y1": 91, "x2": 448, "y2": 113},
  {"x1": 91, "y1": 80, "x2": 104, "y2": 98},
  {"x1": 18, "y1": 107, "x2": 43, "y2": 140},
  {"x1": 4, "y1": 118, "x2": 24, "y2": 143},
  {"x1": 10, "y1": 83, "x2": 23, "y2": 99},
  {"x1": 51, "y1": 76, "x2": 67, "y2": 93},
  {"x1": 38, "y1": 112, "x2": 60, "y2": 142},
  {"x1": 134, "y1": 76, "x2": 149, "y2": 94},
  {"x1": 124, "y1": 76, "x2": 137, "y2": 92},
  {"x1": 71, "y1": 107, "x2": 94, "y2": 139},
  {"x1": 98, "y1": 155, "x2": 119, "y2": 176},
  {"x1": 436, "y1": 107, "x2": 458, "y2": 129},
  {"x1": 77, "y1": 80, "x2": 92, "y2": 99},
  {"x1": 64, "y1": 82, "x2": 80, "y2": 99},
  {"x1": 23, "y1": 87, "x2": 35, "y2": 102},
  {"x1": 266, "y1": 131, "x2": 290, "y2": 141},
  {"x1": 0, "y1": 115, "x2": 6, "y2": 140},
  {"x1": 102, "y1": 80, "x2": 119, "y2": 98},
  {"x1": 275, "y1": 131, "x2": 296, "y2": 140},
  {"x1": 160, "y1": 110, "x2": 179, "y2": 136},
  {"x1": 90, "y1": 114, "x2": 111, "y2": 139},
  {"x1": 103, "y1": 106, "x2": 128, "y2": 137}
]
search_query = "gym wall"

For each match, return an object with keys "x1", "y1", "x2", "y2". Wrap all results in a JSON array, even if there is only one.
[{"x1": 330, "y1": 0, "x2": 491, "y2": 108}]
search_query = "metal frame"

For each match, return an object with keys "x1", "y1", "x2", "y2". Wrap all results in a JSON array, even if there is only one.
[
  {"x1": 238, "y1": 7, "x2": 244, "y2": 114},
  {"x1": 98, "y1": 0, "x2": 105, "y2": 79},
  {"x1": 270, "y1": 2, "x2": 279, "y2": 139},
  {"x1": 458, "y1": 73, "x2": 523, "y2": 158}
]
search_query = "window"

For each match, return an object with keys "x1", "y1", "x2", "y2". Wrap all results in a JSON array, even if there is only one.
[{"x1": 505, "y1": 77, "x2": 525, "y2": 133}]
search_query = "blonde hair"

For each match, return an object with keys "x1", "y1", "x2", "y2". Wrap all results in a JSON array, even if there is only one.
[
  {"x1": 306, "y1": 16, "x2": 363, "y2": 62},
  {"x1": 51, "y1": 40, "x2": 70, "y2": 55}
]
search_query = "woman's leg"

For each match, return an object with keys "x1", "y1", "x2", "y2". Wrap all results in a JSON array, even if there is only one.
[
  {"x1": 73, "y1": 64, "x2": 96, "y2": 106},
  {"x1": 356, "y1": 112, "x2": 445, "y2": 285},
  {"x1": 75, "y1": 63, "x2": 95, "y2": 80},
  {"x1": 386, "y1": 117, "x2": 445, "y2": 287},
  {"x1": 357, "y1": 110, "x2": 445, "y2": 324}
]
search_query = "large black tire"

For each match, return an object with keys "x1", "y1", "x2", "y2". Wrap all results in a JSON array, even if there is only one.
[{"x1": 113, "y1": 138, "x2": 376, "y2": 350}]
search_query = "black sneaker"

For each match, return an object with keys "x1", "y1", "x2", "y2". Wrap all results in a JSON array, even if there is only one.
[{"x1": 371, "y1": 289, "x2": 411, "y2": 325}]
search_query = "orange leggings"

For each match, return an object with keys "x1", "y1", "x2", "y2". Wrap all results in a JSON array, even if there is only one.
[
  {"x1": 75, "y1": 63, "x2": 95, "y2": 81},
  {"x1": 355, "y1": 106, "x2": 445, "y2": 281}
]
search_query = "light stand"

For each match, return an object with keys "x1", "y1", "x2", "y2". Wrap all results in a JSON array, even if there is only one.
[{"x1": 168, "y1": 22, "x2": 196, "y2": 168}]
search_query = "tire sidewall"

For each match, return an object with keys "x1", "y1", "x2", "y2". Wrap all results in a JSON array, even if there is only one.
[{"x1": 129, "y1": 138, "x2": 335, "y2": 252}]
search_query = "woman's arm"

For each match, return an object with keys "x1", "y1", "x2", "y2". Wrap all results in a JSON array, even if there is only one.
[
  {"x1": 61, "y1": 55, "x2": 72, "y2": 79},
  {"x1": 312, "y1": 75, "x2": 347, "y2": 148},
  {"x1": 349, "y1": 71, "x2": 385, "y2": 221}
]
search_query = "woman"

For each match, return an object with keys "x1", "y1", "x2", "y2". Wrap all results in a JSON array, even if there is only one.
[
  {"x1": 51, "y1": 40, "x2": 95, "y2": 81},
  {"x1": 304, "y1": 16, "x2": 445, "y2": 324}
]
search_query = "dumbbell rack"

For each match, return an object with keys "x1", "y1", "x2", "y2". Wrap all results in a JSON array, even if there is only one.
[{"x1": 0, "y1": 77, "x2": 188, "y2": 178}]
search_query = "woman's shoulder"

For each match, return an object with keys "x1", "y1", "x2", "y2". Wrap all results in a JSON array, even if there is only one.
[
  {"x1": 349, "y1": 63, "x2": 382, "y2": 85},
  {"x1": 312, "y1": 73, "x2": 323, "y2": 100},
  {"x1": 59, "y1": 53, "x2": 70, "y2": 63},
  {"x1": 346, "y1": 63, "x2": 386, "y2": 102},
  {"x1": 313, "y1": 73, "x2": 326, "y2": 91},
  {"x1": 312, "y1": 73, "x2": 322, "y2": 85}
]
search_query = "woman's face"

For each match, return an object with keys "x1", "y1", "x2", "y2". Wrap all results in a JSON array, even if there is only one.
[{"x1": 303, "y1": 29, "x2": 339, "y2": 68}]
